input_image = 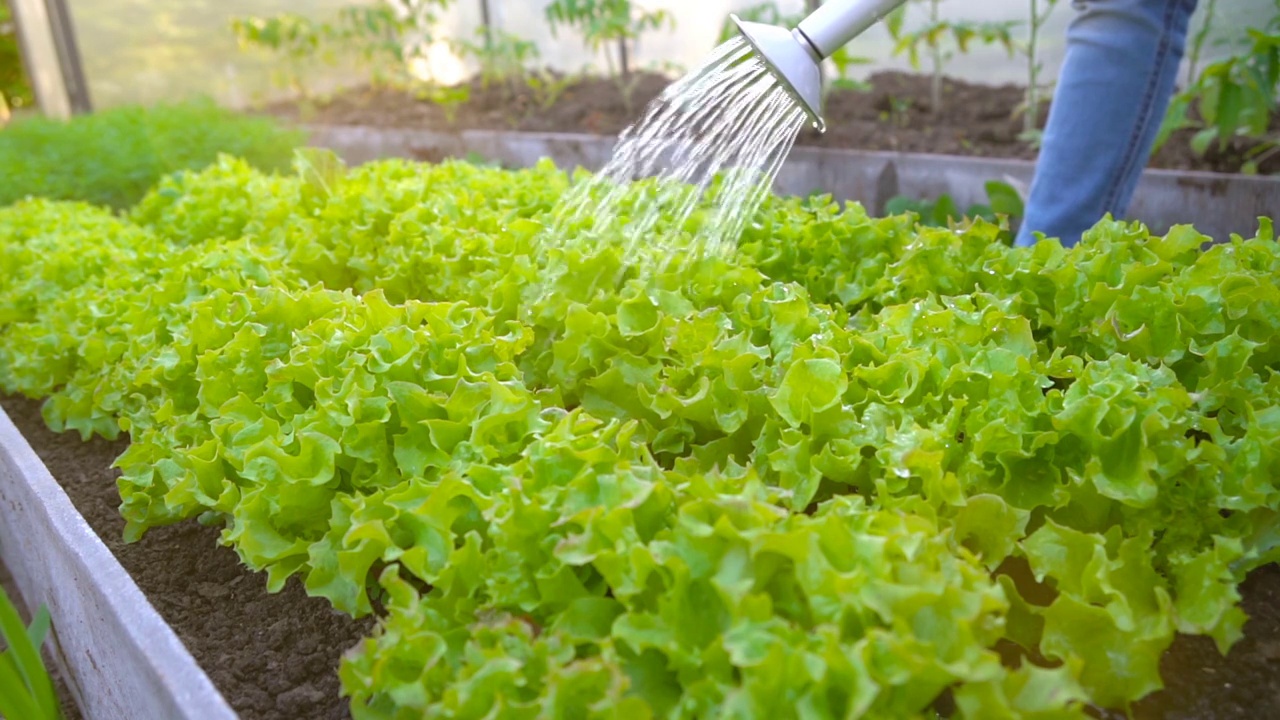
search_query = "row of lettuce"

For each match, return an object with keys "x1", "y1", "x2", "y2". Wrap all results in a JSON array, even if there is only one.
[{"x1": 1, "y1": 149, "x2": 1278, "y2": 717}]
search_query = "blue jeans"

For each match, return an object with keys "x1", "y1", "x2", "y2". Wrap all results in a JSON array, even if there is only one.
[{"x1": 1015, "y1": 0, "x2": 1199, "y2": 247}]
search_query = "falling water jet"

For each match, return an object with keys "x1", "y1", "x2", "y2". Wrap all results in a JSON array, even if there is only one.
[
  {"x1": 541, "y1": 1, "x2": 911, "y2": 286},
  {"x1": 544, "y1": 37, "x2": 808, "y2": 281}
]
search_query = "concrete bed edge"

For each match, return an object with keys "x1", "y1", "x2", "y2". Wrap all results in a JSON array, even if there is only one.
[
  {"x1": 0, "y1": 405, "x2": 238, "y2": 720},
  {"x1": 300, "y1": 124, "x2": 1279, "y2": 243}
]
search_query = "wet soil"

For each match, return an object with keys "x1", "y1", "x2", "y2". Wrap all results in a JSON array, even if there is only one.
[
  {"x1": 2, "y1": 392, "x2": 1279, "y2": 717},
  {"x1": 264, "y1": 70, "x2": 1279, "y2": 175},
  {"x1": 0, "y1": 394, "x2": 374, "y2": 720}
]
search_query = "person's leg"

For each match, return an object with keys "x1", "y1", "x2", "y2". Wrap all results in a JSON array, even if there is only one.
[{"x1": 1015, "y1": 0, "x2": 1199, "y2": 247}]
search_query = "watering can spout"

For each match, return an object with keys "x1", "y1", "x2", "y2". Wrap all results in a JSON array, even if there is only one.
[{"x1": 732, "y1": 0, "x2": 908, "y2": 133}]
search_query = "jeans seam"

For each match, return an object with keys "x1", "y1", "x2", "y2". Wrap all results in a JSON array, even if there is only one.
[{"x1": 1102, "y1": 0, "x2": 1182, "y2": 212}]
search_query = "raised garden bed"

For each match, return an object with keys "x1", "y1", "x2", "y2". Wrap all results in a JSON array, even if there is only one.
[
  {"x1": 263, "y1": 70, "x2": 1280, "y2": 176},
  {"x1": 301, "y1": 125, "x2": 1280, "y2": 244},
  {"x1": 4, "y1": 378, "x2": 1280, "y2": 719},
  {"x1": 271, "y1": 68, "x2": 1280, "y2": 243},
  {"x1": 3, "y1": 156, "x2": 1280, "y2": 719},
  {"x1": 0, "y1": 394, "x2": 372, "y2": 720},
  {"x1": 0, "y1": 397, "x2": 234, "y2": 720}
]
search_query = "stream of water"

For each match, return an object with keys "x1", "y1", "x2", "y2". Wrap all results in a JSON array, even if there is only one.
[{"x1": 548, "y1": 37, "x2": 809, "y2": 276}]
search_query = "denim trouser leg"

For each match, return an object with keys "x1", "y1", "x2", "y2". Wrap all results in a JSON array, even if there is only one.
[{"x1": 1015, "y1": 0, "x2": 1199, "y2": 247}]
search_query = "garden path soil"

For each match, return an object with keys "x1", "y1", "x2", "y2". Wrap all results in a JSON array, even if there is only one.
[
  {"x1": 0, "y1": 394, "x2": 374, "y2": 720},
  {"x1": 265, "y1": 71, "x2": 1279, "y2": 176},
  {"x1": 3, "y1": 391, "x2": 1279, "y2": 718}
]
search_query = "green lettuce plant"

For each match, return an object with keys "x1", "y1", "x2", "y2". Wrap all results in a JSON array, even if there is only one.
[{"x1": 1, "y1": 151, "x2": 1277, "y2": 717}]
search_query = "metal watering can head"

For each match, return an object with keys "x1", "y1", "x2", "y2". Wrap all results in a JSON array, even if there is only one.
[{"x1": 732, "y1": 0, "x2": 909, "y2": 134}]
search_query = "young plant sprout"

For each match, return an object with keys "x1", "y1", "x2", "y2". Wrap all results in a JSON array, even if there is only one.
[
  {"x1": 1156, "y1": 0, "x2": 1279, "y2": 174},
  {"x1": 1020, "y1": 0, "x2": 1061, "y2": 141},
  {"x1": 886, "y1": 0, "x2": 1018, "y2": 114},
  {"x1": 544, "y1": 0, "x2": 676, "y2": 111}
]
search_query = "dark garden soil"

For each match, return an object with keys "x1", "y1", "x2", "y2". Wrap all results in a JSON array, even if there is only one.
[
  {"x1": 2, "y1": 391, "x2": 1280, "y2": 718},
  {"x1": 1098, "y1": 562, "x2": 1280, "y2": 719},
  {"x1": 0, "y1": 394, "x2": 374, "y2": 720},
  {"x1": 265, "y1": 70, "x2": 1279, "y2": 176}
]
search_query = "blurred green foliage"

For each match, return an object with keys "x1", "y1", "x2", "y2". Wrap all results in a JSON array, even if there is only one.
[
  {"x1": 1157, "y1": 0, "x2": 1280, "y2": 174},
  {"x1": 544, "y1": 0, "x2": 673, "y2": 80},
  {"x1": 544, "y1": 0, "x2": 675, "y2": 111},
  {"x1": 230, "y1": 1, "x2": 455, "y2": 98},
  {"x1": 884, "y1": 179, "x2": 1026, "y2": 242},
  {"x1": 0, "y1": 99, "x2": 304, "y2": 209}
]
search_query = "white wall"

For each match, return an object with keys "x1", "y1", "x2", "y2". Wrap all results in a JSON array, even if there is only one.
[{"x1": 63, "y1": 0, "x2": 1267, "y2": 109}]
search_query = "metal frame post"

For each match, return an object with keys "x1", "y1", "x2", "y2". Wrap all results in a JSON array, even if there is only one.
[
  {"x1": 43, "y1": 0, "x2": 90, "y2": 113},
  {"x1": 8, "y1": 0, "x2": 90, "y2": 118}
]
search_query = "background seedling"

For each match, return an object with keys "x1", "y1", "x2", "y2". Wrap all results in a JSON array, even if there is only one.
[
  {"x1": 886, "y1": 0, "x2": 1019, "y2": 114},
  {"x1": 544, "y1": 0, "x2": 675, "y2": 112},
  {"x1": 1156, "y1": 0, "x2": 1279, "y2": 174},
  {"x1": 1018, "y1": 0, "x2": 1061, "y2": 142}
]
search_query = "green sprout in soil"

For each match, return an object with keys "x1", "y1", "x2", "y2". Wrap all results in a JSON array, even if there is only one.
[
  {"x1": 1185, "y1": 0, "x2": 1221, "y2": 89},
  {"x1": 885, "y1": 178, "x2": 1025, "y2": 241},
  {"x1": 0, "y1": 585, "x2": 63, "y2": 720},
  {"x1": 544, "y1": 0, "x2": 676, "y2": 112},
  {"x1": 1017, "y1": 0, "x2": 1062, "y2": 143},
  {"x1": 886, "y1": 0, "x2": 1019, "y2": 114}
]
